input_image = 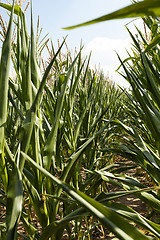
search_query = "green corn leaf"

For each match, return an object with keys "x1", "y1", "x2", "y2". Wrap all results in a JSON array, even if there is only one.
[
  {"x1": 16, "y1": 15, "x2": 20, "y2": 71},
  {"x1": 151, "y1": 21, "x2": 158, "y2": 38},
  {"x1": 94, "y1": 169, "x2": 144, "y2": 189},
  {"x1": 19, "y1": 38, "x2": 66, "y2": 172},
  {"x1": 19, "y1": 112, "x2": 36, "y2": 172},
  {"x1": 8, "y1": 92, "x2": 24, "y2": 120},
  {"x1": 116, "y1": 120, "x2": 160, "y2": 170},
  {"x1": 9, "y1": 79, "x2": 24, "y2": 107},
  {"x1": 21, "y1": 151, "x2": 149, "y2": 240},
  {"x1": 104, "y1": 201, "x2": 160, "y2": 239},
  {"x1": 145, "y1": 32, "x2": 160, "y2": 52},
  {"x1": 28, "y1": 197, "x2": 160, "y2": 240},
  {"x1": 100, "y1": 169, "x2": 160, "y2": 213},
  {"x1": 24, "y1": 48, "x2": 32, "y2": 110},
  {"x1": 0, "y1": 152, "x2": 8, "y2": 193},
  {"x1": 0, "y1": 3, "x2": 21, "y2": 15},
  {"x1": 72, "y1": 86, "x2": 96, "y2": 149},
  {"x1": 0, "y1": 1, "x2": 14, "y2": 152},
  {"x1": 20, "y1": 16, "x2": 28, "y2": 77},
  {"x1": 117, "y1": 54, "x2": 160, "y2": 144},
  {"x1": 29, "y1": 37, "x2": 66, "y2": 115},
  {"x1": 6, "y1": 162, "x2": 23, "y2": 240},
  {"x1": 39, "y1": 208, "x2": 87, "y2": 240},
  {"x1": 96, "y1": 191, "x2": 160, "y2": 238},
  {"x1": 20, "y1": 211, "x2": 38, "y2": 238},
  {"x1": 22, "y1": 173, "x2": 47, "y2": 228},
  {"x1": 68, "y1": 54, "x2": 87, "y2": 116},
  {"x1": 60, "y1": 120, "x2": 112, "y2": 186},
  {"x1": 43, "y1": 51, "x2": 80, "y2": 170},
  {"x1": 20, "y1": 13, "x2": 29, "y2": 108},
  {"x1": 63, "y1": 0, "x2": 160, "y2": 30},
  {"x1": 140, "y1": 52, "x2": 160, "y2": 107}
]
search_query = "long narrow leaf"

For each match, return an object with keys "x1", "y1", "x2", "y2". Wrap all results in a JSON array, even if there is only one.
[
  {"x1": 0, "y1": 0, "x2": 14, "y2": 152},
  {"x1": 6, "y1": 163, "x2": 23, "y2": 240},
  {"x1": 63, "y1": 0, "x2": 160, "y2": 30}
]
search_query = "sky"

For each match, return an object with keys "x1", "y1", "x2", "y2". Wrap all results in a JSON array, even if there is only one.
[{"x1": 0, "y1": 0, "x2": 145, "y2": 87}]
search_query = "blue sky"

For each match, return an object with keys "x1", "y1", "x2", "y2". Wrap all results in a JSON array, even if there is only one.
[
  {"x1": 31, "y1": 0, "x2": 132, "y2": 48},
  {"x1": 0, "y1": 0, "x2": 145, "y2": 87}
]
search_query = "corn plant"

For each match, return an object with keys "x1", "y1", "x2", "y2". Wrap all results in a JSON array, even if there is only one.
[
  {"x1": 96, "y1": 12, "x2": 160, "y2": 239},
  {"x1": 1, "y1": 1, "x2": 160, "y2": 240},
  {"x1": 109, "y1": 15, "x2": 160, "y2": 200},
  {"x1": 62, "y1": 0, "x2": 160, "y2": 238}
]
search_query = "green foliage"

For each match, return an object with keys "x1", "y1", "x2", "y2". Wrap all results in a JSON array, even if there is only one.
[
  {"x1": 1, "y1": 1, "x2": 160, "y2": 240},
  {"x1": 0, "y1": 1, "x2": 14, "y2": 154},
  {"x1": 105, "y1": 14, "x2": 160, "y2": 239}
]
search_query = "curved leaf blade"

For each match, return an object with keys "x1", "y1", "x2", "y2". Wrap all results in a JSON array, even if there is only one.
[
  {"x1": 0, "y1": 3, "x2": 21, "y2": 15},
  {"x1": 63, "y1": 0, "x2": 160, "y2": 30},
  {"x1": 6, "y1": 163, "x2": 23, "y2": 240},
  {"x1": 0, "y1": 1, "x2": 14, "y2": 152}
]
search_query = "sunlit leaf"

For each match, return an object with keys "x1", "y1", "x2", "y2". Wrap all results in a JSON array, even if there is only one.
[{"x1": 63, "y1": 0, "x2": 160, "y2": 30}]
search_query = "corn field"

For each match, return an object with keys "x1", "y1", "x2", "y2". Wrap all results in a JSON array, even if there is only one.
[{"x1": 1, "y1": 0, "x2": 160, "y2": 239}]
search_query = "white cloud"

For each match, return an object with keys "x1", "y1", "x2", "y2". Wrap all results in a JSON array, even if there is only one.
[
  {"x1": 83, "y1": 18, "x2": 147, "y2": 88},
  {"x1": 84, "y1": 37, "x2": 132, "y2": 88}
]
